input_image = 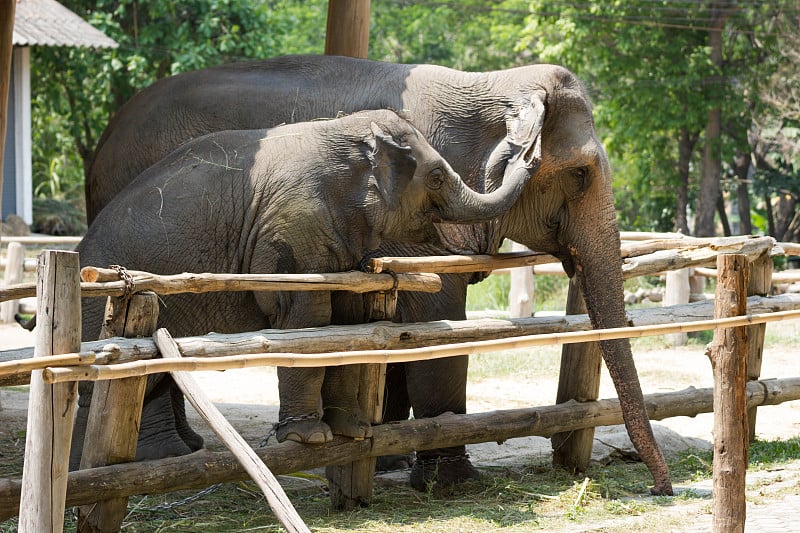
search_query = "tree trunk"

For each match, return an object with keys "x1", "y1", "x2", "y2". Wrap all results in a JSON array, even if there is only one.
[{"x1": 733, "y1": 153, "x2": 752, "y2": 235}]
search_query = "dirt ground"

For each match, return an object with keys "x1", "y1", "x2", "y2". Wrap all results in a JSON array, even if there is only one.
[{"x1": 1, "y1": 320, "x2": 800, "y2": 530}]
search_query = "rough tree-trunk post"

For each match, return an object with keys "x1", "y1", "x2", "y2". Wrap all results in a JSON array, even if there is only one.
[
  {"x1": 1, "y1": 242, "x2": 25, "y2": 322},
  {"x1": 664, "y1": 268, "x2": 690, "y2": 346},
  {"x1": 551, "y1": 277, "x2": 602, "y2": 472},
  {"x1": 18, "y1": 250, "x2": 81, "y2": 532},
  {"x1": 745, "y1": 252, "x2": 772, "y2": 441},
  {"x1": 323, "y1": 0, "x2": 375, "y2": 510},
  {"x1": 509, "y1": 241, "x2": 534, "y2": 318},
  {"x1": 77, "y1": 292, "x2": 159, "y2": 533},
  {"x1": 708, "y1": 253, "x2": 749, "y2": 533},
  {"x1": 325, "y1": 290, "x2": 392, "y2": 510},
  {"x1": 325, "y1": 0, "x2": 371, "y2": 59}
]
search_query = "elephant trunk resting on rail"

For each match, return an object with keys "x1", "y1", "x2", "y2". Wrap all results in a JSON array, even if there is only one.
[
  {"x1": 83, "y1": 55, "x2": 673, "y2": 495},
  {"x1": 72, "y1": 109, "x2": 538, "y2": 470}
]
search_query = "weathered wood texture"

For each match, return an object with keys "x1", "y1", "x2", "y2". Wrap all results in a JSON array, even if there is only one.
[
  {"x1": 77, "y1": 292, "x2": 158, "y2": 533},
  {"x1": 155, "y1": 329, "x2": 310, "y2": 533},
  {"x1": 326, "y1": 290, "x2": 393, "y2": 510},
  {"x1": 0, "y1": 270, "x2": 442, "y2": 303},
  {"x1": 40, "y1": 306, "x2": 800, "y2": 384},
  {"x1": 663, "y1": 268, "x2": 690, "y2": 346},
  {"x1": 1, "y1": 242, "x2": 25, "y2": 322},
  {"x1": 709, "y1": 254, "x2": 749, "y2": 533},
  {"x1": 324, "y1": 0, "x2": 370, "y2": 58},
  {"x1": 2, "y1": 376, "x2": 799, "y2": 519},
  {"x1": 4, "y1": 293, "x2": 800, "y2": 384},
  {"x1": 18, "y1": 251, "x2": 81, "y2": 532},
  {"x1": 552, "y1": 278, "x2": 602, "y2": 473},
  {"x1": 745, "y1": 253, "x2": 772, "y2": 441}
]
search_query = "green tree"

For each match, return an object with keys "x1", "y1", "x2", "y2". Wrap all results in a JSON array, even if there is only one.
[{"x1": 31, "y1": 0, "x2": 328, "y2": 205}]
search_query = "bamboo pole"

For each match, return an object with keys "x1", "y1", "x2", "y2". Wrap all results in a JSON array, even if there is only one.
[
  {"x1": 325, "y1": 0, "x2": 371, "y2": 58},
  {"x1": 0, "y1": 235, "x2": 82, "y2": 245},
  {"x1": 709, "y1": 254, "x2": 749, "y2": 533},
  {"x1": 41, "y1": 307, "x2": 800, "y2": 384},
  {"x1": 154, "y1": 329, "x2": 311, "y2": 533},
  {"x1": 18, "y1": 251, "x2": 81, "y2": 532},
  {"x1": 76, "y1": 292, "x2": 159, "y2": 532},
  {"x1": 2, "y1": 376, "x2": 799, "y2": 519}
]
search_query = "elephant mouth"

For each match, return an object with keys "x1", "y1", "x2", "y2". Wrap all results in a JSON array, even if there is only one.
[{"x1": 560, "y1": 254, "x2": 576, "y2": 278}]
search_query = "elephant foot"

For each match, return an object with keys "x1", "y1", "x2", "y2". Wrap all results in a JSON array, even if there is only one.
[
  {"x1": 135, "y1": 428, "x2": 193, "y2": 461},
  {"x1": 376, "y1": 453, "x2": 414, "y2": 472},
  {"x1": 410, "y1": 448, "x2": 480, "y2": 492},
  {"x1": 323, "y1": 406, "x2": 372, "y2": 440},
  {"x1": 274, "y1": 414, "x2": 333, "y2": 444}
]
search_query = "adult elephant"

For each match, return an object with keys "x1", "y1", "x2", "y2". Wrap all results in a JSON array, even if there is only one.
[
  {"x1": 72, "y1": 109, "x2": 537, "y2": 467},
  {"x1": 86, "y1": 55, "x2": 673, "y2": 495}
]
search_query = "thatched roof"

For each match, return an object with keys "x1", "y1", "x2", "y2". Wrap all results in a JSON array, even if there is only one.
[{"x1": 13, "y1": 0, "x2": 118, "y2": 49}]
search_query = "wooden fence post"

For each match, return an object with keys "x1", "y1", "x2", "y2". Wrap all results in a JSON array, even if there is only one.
[
  {"x1": 18, "y1": 250, "x2": 81, "y2": 532},
  {"x1": 745, "y1": 253, "x2": 772, "y2": 442},
  {"x1": 76, "y1": 291, "x2": 159, "y2": 532},
  {"x1": 1, "y1": 241, "x2": 25, "y2": 323},
  {"x1": 664, "y1": 268, "x2": 690, "y2": 346},
  {"x1": 709, "y1": 253, "x2": 749, "y2": 533},
  {"x1": 326, "y1": 290, "x2": 391, "y2": 510},
  {"x1": 509, "y1": 241, "x2": 534, "y2": 318},
  {"x1": 551, "y1": 277, "x2": 602, "y2": 472}
]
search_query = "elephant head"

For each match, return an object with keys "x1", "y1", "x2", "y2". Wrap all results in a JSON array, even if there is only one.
[
  {"x1": 363, "y1": 114, "x2": 537, "y2": 248},
  {"x1": 493, "y1": 67, "x2": 672, "y2": 495}
]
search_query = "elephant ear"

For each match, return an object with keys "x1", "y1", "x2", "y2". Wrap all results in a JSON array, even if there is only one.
[
  {"x1": 365, "y1": 122, "x2": 417, "y2": 210},
  {"x1": 507, "y1": 89, "x2": 546, "y2": 174}
]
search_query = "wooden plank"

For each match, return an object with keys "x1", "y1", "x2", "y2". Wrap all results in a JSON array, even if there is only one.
[
  {"x1": 3, "y1": 376, "x2": 800, "y2": 519},
  {"x1": 18, "y1": 250, "x2": 81, "y2": 532},
  {"x1": 154, "y1": 329, "x2": 310, "y2": 533},
  {"x1": 77, "y1": 292, "x2": 158, "y2": 532},
  {"x1": 709, "y1": 254, "x2": 749, "y2": 533}
]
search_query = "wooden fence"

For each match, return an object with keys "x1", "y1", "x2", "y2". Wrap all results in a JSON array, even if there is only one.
[{"x1": 1, "y1": 235, "x2": 800, "y2": 532}]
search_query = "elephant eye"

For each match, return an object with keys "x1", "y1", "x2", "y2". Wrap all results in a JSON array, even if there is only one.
[
  {"x1": 571, "y1": 167, "x2": 589, "y2": 191},
  {"x1": 426, "y1": 168, "x2": 444, "y2": 190}
]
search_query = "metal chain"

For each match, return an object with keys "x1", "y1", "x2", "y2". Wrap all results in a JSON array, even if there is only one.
[
  {"x1": 131, "y1": 483, "x2": 223, "y2": 513},
  {"x1": 260, "y1": 412, "x2": 321, "y2": 447},
  {"x1": 108, "y1": 264, "x2": 136, "y2": 298},
  {"x1": 414, "y1": 453, "x2": 471, "y2": 467}
]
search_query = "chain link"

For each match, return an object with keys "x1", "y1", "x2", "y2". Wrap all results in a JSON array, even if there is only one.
[
  {"x1": 130, "y1": 483, "x2": 223, "y2": 513},
  {"x1": 414, "y1": 453, "x2": 471, "y2": 467},
  {"x1": 109, "y1": 264, "x2": 136, "y2": 298},
  {"x1": 260, "y1": 412, "x2": 321, "y2": 447}
]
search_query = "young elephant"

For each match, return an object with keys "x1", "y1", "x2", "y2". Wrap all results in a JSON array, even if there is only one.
[{"x1": 76, "y1": 109, "x2": 535, "y2": 455}]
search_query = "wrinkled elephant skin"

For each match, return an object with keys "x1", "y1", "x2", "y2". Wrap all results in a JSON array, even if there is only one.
[{"x1": 85, "y1": 55, "x2": 672, "y2": 495}]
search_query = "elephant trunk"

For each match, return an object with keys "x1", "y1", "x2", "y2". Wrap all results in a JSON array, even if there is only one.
[
  {"x1": 434, "y1": 165, "x2": 533, "y2": 224},
  {"x1": 571, "y1": 219, "x2": 674, "y2": 496}
]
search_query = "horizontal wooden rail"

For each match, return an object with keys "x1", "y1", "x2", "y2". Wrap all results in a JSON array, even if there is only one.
[
  {"x1": 0, "y1": 270, "x2": 441, "y2": 303},
  {"x1": 40, "y1": 308, "x2": 800, "y2": 384},
  {"x1": 4, "y1": 293, "x2": 800, "y2": 385},
  {"x1": 1, "y1": 376, "x2": 798, "y2": 519}
]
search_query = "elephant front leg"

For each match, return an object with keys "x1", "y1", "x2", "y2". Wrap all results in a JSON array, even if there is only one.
[
  {"x1": 276, "y1": 366, "x2": 332, "y2": 444},
  {"x1": 321, "y1": 365, "x2": 371, "y2": 440}
]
